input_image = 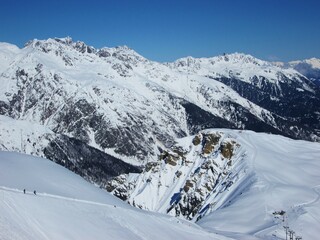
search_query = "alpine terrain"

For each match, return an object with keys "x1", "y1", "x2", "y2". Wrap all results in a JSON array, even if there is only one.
[{"x1": 0, "y1": 37, "x2": 320, "y2": 239}]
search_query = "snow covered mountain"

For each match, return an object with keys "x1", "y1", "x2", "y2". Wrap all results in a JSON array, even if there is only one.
[
  {"x1": 288, "y1": 58, "x2": 320, "y2": 86},
  {"x1": 0, "y1": 38, "x2": 319, "y2": 163},
  {"x1": 0, "y1": 38, "x2": 320, "y2": 239},
  {"x1": 0, "y1": 151, "x2": 224, "y2": 240},
  {"x1": 109, "y1": 129, "x2": 320, "y2": 239},
  {"x1": 0, "y1": 37, "x2": 320, "y2": 202}
]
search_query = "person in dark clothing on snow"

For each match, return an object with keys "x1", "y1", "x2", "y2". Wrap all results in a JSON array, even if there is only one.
[
  {"x1": 33, "y1": 190, "x2": 36, "y2": 195},
  {"x1": 23, "y1": 189, "x2": 26, "y2": 194}
]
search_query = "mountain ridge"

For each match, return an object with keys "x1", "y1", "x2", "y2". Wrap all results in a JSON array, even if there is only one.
[
  {"x1": 1, "y1": 37, "x2": 320, "y2": 239},
  {"x1": 0, "y1": 36, "x2": 319, "y2": 201}
]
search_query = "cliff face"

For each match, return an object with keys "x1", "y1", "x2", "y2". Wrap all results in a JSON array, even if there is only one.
[{"x1": 107, "y1": 130, "x2": 245, "y2": 221}]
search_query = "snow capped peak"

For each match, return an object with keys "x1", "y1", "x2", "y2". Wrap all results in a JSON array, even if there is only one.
[
  {"x1": 24, "y1": 37, "x2": 96, "y2": 55},
  {"x1": 282, "y1": 58, "x2": 320, "y2": 85},
  {"x1": 22, "y1": 37, "x2": 147, "y2": 66},
  {"x1": 168, "y1": 52, "x2": 304, "y2": 86},
  {"x1": 168, "y1": 56, "x2": 197, "y2": 68},
  {"x1": 214, "y1": 52, "x2": 268, "y2": 66},
  {"x1": 24, "y1": 38, "x2": 58, "y2": 48},
  {"x1": 307, "y1": 57, "x2": 320, "y2": 68},
  {"x1": 26, "y1": 37, "x2": 73, "y2": 46},
  {"x1": 107, "y1": 45, "x2": 147, "y2": 62},
  {"x1": 172, "y1": 52, "x2": 267, "y2": 68},
  {"x1": 290, "y1": 57, "x2": 320, "y2": 69},
  {"x1": 54, "y1": 36, "x2": 73, "y2": 45}
]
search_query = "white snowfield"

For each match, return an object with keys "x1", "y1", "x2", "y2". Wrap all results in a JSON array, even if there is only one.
[{"x1": 0, "y1": 151, "x2": 228, "y2": 240}]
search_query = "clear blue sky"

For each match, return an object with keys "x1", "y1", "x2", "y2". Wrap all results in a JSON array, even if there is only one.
[{"x1": 1, "y1": 0, "x2": 320, "y2": 62}]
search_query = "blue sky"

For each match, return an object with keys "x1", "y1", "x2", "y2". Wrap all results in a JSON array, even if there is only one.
[{"x1": 1, "y1": 0, "x2": 320, "y2": 62}]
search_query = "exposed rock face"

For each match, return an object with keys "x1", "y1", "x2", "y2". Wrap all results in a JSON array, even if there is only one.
[{"x1": 108, "y1": 130, "x2": 246, "y2": 221}]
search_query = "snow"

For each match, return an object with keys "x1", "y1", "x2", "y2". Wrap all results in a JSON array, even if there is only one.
[{"x1": 0, "y1": 151, "x2": 227, "y2": 240}]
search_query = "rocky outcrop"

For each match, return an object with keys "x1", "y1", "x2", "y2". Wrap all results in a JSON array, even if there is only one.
[{"x1": 108, "y1": 130, "x2": 244, "y2": 221}]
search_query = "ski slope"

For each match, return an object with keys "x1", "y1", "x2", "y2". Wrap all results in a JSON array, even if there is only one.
[{"x1": 0, "y1": 151, "x2": 228, "y2": 240}]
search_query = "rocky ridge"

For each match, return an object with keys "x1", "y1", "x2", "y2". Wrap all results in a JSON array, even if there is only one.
[{"x1": 0, "y1": 37, "x2": 319, "y2": 209}]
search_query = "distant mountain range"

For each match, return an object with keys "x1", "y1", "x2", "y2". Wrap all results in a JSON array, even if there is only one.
[
  {"x1": 273, "y1": 58, "x2": 320, "y2": 85},
  {"x1": 0, "y1": 38, "x2": 320, "y2": 232},
  {"x1": 0, "y1": 38, "x2": 320, "y2": 236}
]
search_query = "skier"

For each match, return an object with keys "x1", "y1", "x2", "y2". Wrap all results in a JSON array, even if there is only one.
[
  {"x1": 23, "y1": 189, "x2": 26, "y2": 194},
  {"x1": 33, "y1": 190, "x2": 36, "y2": 195}
]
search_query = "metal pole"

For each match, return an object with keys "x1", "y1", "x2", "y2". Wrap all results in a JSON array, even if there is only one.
[{"x1": 284, "y1": 226, "x2": 289, "y2": 240}]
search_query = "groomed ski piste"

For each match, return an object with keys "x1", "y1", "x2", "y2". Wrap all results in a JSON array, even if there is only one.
[{"x1": 0, "y1": 129, "x2": 320, "y2": 240}]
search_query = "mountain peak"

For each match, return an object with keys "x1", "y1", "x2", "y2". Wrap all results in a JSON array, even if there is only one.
[
  {"x1": 54, "y1": 36, "x2": 73, "y2": 45},
  {"x1": 24, "y1": 37, "x2": 98, "y2": 55},
  {"x1": 291, "y1": 58, "x2": 320, "y2": 69},
  {"x1": 22, "y1": 37, "x2": 146, "y2": 64},
  {"x1": 24, "y1": 37, "x2": 70, "y2": 53},
  {"x1": 171, "y1": 52, "x2": 270, "y2": 70},
  {"x1": 204, "y1": 52, "x2": 273, "y2": 68}
]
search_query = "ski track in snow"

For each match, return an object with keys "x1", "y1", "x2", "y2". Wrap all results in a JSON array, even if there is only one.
[{"x1": 0, "y1": 186, "x2": 115, "y2": 207}]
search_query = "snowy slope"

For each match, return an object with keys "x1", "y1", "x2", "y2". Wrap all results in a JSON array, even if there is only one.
[
  {"x1": 0, "y1": 115, "x2": 54, "y2": 155},
  {"x1": 0, "y1": 151, "x2": 227, "y2": 240},
  {"x1": 0, "y1": 42, "x2": 20, "y2": 72},
  {"x1": 198, "y1": 130, "x2": 320, "y2": 240},
  {"x1": 110, "y1": 129, "x2": 320, "y2": 239}
]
